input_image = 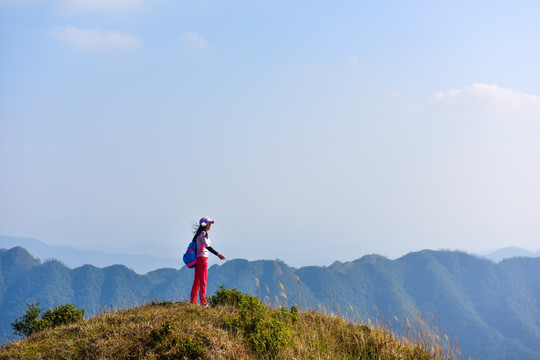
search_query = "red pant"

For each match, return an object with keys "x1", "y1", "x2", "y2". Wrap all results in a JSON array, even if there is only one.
[{"x1": 190, "y1": 257, "x2": 208, "y2": 305}]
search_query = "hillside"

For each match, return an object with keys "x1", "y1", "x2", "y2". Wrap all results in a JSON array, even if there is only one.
[
  {"x1": 0, "y1": 288, "x2": 457, "y2": 360},
  {"x1": 1, "y1": 247, "x2": 539, "y2": 359}
]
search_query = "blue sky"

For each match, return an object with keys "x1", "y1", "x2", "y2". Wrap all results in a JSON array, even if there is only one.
[{"x1": 1, "y1": 0, "x2": 540, "y2": 267}]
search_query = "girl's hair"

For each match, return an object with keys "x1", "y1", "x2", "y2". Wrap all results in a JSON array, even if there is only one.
[{"x1": 192, "y1": 224, "x2": 207, "y2": 242}]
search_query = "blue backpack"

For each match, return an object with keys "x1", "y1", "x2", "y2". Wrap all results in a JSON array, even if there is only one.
[{"x1": 183, "y1": 241, "x2": 204, "y2": 268}]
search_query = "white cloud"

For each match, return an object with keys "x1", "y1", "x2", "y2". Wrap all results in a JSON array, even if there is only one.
[
  {"x1": 0, "y1": 0, "x2": 26, "y2": 4},
  {"x1": 55, "y1": 0, "x2": 142, "y2": 12},
  {"x1": 0, "y1": 0, "x2": 144, "y2": 12},
  {"x1": 50, "y1": 26, "x2": 141, "y2": 51},
  {"x1": 433, "y1": 83, "x2": 540, "y2": 117},
  {"x1": 181, "y1": 31, "x2": 210, "y2": 50}
]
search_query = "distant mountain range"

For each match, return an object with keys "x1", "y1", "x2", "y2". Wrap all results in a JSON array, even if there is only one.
[
  {"x1": 1, "y1": 245, "x2": 539, "y2": 359},
  {"x1": 0, "y1": 236, "x2": 179, "y2": 274},
  {"x1": 2, "y1": 235, "x2": 538, "y2": 275},
  {"x1": 481, "y1": 247, "x2": 540, "y2": 263}
]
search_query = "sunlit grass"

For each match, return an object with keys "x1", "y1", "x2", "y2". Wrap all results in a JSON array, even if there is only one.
[{"x1": 1, "y1": 287, "x2": 460, "y2": 360}]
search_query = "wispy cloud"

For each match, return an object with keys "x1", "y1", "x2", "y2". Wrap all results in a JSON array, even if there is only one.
[
  {"x1": 181, "y1": 31, "x2": 210, "y2": 50},
  {"x1": 433, "y1": 83, "x2": 540, "y2": 114},
  {"x1": 50, "y1": 26, "x2": 142, "y2": 51},
  {"x1": 0, "y1": 0, "x2": 144, "y2": 12},
  {"x1": 0, "y1": 0, "x2": 36, "y2": 4},
  {"x1": 432, "y1": 83, "x2": 540, "y2": 122},
  {"x1": 346, "y1": 55, "x2": 360, "y2": 64},
  {"x1": 55, "y1": 0, "x2": 143, "y2": 12}
]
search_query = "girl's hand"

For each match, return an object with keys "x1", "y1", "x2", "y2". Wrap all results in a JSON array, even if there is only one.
[{"x1": 218, "y1": 253, "x2": 226, "y2": 260}]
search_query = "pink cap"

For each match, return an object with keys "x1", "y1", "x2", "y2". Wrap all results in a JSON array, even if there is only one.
[{"x1": 199, "y1": 217, "x2": 215, "y2": 226}]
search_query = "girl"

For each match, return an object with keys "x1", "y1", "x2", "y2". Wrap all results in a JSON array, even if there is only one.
[{"x1": 190, "y1": 217, "x2": 226, "y2": 306}]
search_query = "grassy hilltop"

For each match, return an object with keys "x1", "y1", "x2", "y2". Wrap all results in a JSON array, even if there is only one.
[{"x1": 0, "y1": 288, "x2": 458, "y2": 360}]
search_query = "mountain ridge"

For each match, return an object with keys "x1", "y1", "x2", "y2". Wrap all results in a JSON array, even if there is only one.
[
  {"x1": 481, "y1": 246, "x2": 540, "y2": 262},
  {"x1": 0, "y1": 236, "x2": 179, "y2": 274},
  {"x1": 3, "y1": 235, "x2": 539, "y2": 274}
]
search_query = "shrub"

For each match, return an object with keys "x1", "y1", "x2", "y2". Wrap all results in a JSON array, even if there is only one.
[
  {"x1": 11, "y1": 302, "x2": 46, "y2": 338},
  {"x1": 209, "y1": 286, "x2": 298, "y2": 358},
  {"x1": 208, "y1": 285, "x2": 247, "y2": 307},
  {"x1": 11, "y1": 302, "x2": 85, "y2": 338},
  {"x1": 42, "y1": 303, "x2": 85, "y2": 328}
]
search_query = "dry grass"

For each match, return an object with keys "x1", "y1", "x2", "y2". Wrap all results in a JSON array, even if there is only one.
[
  {"x1": 0, "y1": 302, "x2": 252, "y2": 360},
  {"x1": 285, "y1": 310, "x2": 458, "y2": 360},
  {"x1": 0, "y1": 299, "x2": 459, "y2": 360}
]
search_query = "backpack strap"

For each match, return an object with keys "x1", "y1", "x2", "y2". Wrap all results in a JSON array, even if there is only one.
[
  {"x1": 197, "y1": 243, "x2": 205, "y2": 258},
  {"x1": 196, "y1": 231, "x2": 207, "y2": 258}
]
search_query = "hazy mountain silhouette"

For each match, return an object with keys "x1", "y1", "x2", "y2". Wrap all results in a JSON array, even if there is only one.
[
  {"x1": 481, "y1": 246, "x2": 540, "y2": 262},
  {"x1": 0, "y1": 236, "x2": 179, "y2": 274}
]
